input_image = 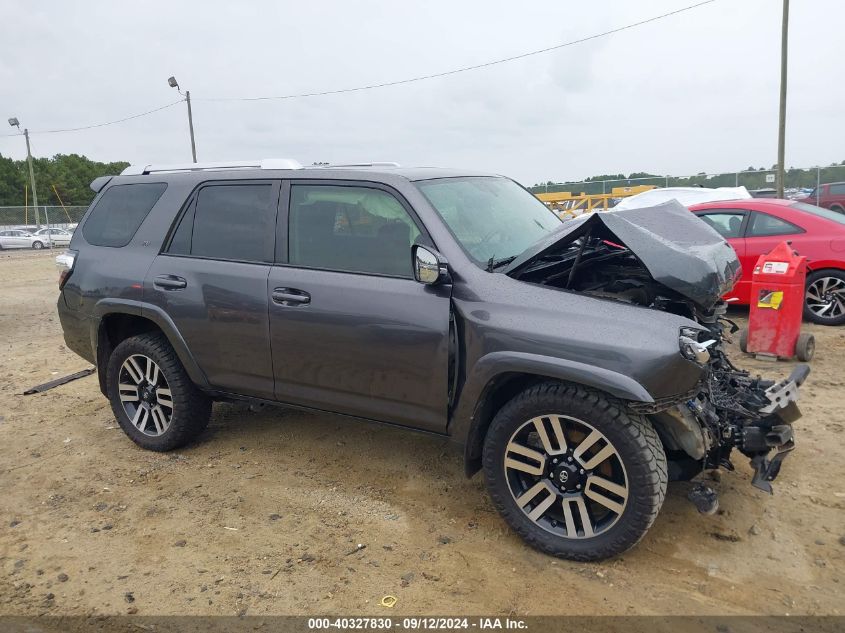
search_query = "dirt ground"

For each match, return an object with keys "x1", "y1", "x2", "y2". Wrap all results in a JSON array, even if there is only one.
[{"x1": 1, "y1": 249, "x2": 843, "y2": 617}]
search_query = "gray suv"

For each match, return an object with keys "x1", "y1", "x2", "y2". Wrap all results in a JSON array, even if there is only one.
[{"x1": 57, "y1": 160, "x2": 806, "y2": 560}]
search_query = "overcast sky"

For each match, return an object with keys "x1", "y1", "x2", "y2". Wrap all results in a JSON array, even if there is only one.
[{"x1": 0, "y1": 0, "x2": 842, "y2": 185}]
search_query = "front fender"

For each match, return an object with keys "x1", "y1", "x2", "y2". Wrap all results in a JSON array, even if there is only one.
[
  {"x1": 449, "y1": 350, "x2": 654, "y2": 447},
  {"x1": 473, "y1": 351, "x2": 654, "y2": 405}
]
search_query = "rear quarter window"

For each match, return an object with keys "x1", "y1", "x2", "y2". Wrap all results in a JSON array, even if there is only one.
[
  {"x1": 791, "y1": 201, "x2": 845, "y2": 225},
  {"x1": 82, "y1": 183, "x2": 167, "y2": 247}
]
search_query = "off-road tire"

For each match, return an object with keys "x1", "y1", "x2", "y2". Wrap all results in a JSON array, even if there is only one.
[
  {"x1": 106, "y1": 332, "x2": 211, "y2": 451},
  {"x1": 482, "y1": 382, "x2": 667, "y2": 561}
]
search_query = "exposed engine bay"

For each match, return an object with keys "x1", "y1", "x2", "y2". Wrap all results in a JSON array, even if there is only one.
[{"x1": 504, "y1": 201, "x2": 808, "y2": 502}]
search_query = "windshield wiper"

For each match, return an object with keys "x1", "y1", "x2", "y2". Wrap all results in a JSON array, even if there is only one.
[{"x1": 486, "y1": 255, "x2": 517, "y2": 272}]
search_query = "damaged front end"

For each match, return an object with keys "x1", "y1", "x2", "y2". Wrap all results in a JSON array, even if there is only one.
[
  {"x1": 506, "y1": 201, "x2": 808, "y2": 497},
  {"x1": 668, "y1": 307, "x2": 807, "y2": 495}
]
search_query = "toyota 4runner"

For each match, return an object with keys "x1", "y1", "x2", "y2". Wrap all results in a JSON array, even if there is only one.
[{"x1": 56, "y1": 159, "x2": 807, "y2": 560}]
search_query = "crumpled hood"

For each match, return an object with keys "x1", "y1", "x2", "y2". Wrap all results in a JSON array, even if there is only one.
[{"x1": 505, "y1": 200, "x2": 742, "y2": 309}]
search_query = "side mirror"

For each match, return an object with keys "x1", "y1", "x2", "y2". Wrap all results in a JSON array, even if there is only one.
[{"x1": 413, "y1": 245, "x2": 450, "y2": 285}]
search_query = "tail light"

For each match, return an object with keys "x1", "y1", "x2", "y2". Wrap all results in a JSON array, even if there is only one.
[{"x1": 56, "y1": 250, "x2": 77, "y2": 289}]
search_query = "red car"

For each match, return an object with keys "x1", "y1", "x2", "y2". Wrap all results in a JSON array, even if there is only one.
[
  {"x1": 798, "y1": 182, "x2": 845, "y2": 214},
  {"x1": 689, "y1": 199, "x2": 845, "y2": 325}
]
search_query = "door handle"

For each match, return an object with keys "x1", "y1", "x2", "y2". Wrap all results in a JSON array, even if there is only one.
[
  {"x1": 154, "y1": 275, "x2": 187, "y2": 290},
  {"x1": 272, "y1": 287, "x2": 310, "y2": 306}
]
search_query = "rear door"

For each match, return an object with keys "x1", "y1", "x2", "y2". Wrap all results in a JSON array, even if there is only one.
[
  {"x1": 145, "y1": 180, "x2": 280, "y2": 399},
  {"x1": 694, "y1": 210, "x2": 749, "y2": 302},
  {"x1": 829, "y1": 183, "x2": 845, "y2": 211},
  {"x1": 268, "y1": 180, "x2": 452, "y2": 432},
  {"x1": 48, "y1": 229, "x2": 71, "y2": 246},
  {"x1": 5, "y1": 230, "x2": 27, "y2": 248},
  {"x1": 743, "y1": 212, "x2": 805, "y2": 284},
  {"x1": 0, "y1": 231, "x2": 18, "y2": 248}
]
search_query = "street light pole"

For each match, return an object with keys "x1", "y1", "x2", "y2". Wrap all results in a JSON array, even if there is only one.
[
  {"x1": 23, "y1": 129, "x2": 41, "y2": 227},
  {"x1": 185, "y1": 90, "x2": 197, "y2": 163},
  {"x1": 776, "y1": 0, "x2": 789, "y2": 198},
  {"x1": 168, "y1": 76, "x2": 197, "y2": 163},
  {"x1": 8, "y1": 117, "x2": 41, "y2": 228}
]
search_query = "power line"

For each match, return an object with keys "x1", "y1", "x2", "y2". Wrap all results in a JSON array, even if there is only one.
[
  {"x1": 0, "y1": 99, "x2": 185, "y2": 138},
  {"x1": 34, "y1": 98, "x2": 185, "y2": 134},
  {"x1": 0, "y1": 0, "x2": 716, "y2": 139},
  {"x1": 198, "y1": 0, "x2": 716, "y2": 103}
]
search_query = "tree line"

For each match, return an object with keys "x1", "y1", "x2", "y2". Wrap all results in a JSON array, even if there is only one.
[
  {"x1": 529, "y1": 161, "x2": 845, "y2": 195},
  {"x1": 0, "y1": 153, "x2": 129, "y2": 207},
  {"x1": 2, "y1": 152, "x2": 844, "y2": 207}
]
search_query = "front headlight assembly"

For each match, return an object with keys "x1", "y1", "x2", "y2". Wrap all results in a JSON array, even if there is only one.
[{"x1": 679, "y1": 327, "x2": 716, "y2": 364}]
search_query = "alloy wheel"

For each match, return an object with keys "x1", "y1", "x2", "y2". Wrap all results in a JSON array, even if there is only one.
[
  {"x1": 118, "y1": 354, "x2": 173, "y2": 436},
  {"x1": 504, "y1": 414, "x2": 628, "y2": 539},
  {"x1": 806, "y1": 276, "x2": 845, "y2": 320}
]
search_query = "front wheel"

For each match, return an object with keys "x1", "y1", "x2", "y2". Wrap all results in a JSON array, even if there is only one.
[
  {"x1": 106, "y1": 332, "x2": 211, "y2": 451},
  {"x1": 482, "y1": 382, "x2": 667, "y2": 561},
  {"x1": 32, "y1": 241, "x2": 44, "y2": 250},
  {"x1": 804, "y1": 269, "x2": 845, "y2": 326}
]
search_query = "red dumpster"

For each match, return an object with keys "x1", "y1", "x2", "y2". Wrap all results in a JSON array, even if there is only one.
[{"x1": 742, "y1": 241, "x2": 814, "y2": 361}]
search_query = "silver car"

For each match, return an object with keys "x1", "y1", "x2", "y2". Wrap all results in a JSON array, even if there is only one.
[
  {"x1": 33, "y1": 227, "x2": 73, "y2": 247},
  {"x1": 0, "y1": 229, "x2": 47, "y2": 250}
]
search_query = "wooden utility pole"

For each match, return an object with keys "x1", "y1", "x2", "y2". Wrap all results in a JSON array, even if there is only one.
[{"x1": 776, "y1": 0, "x2": 789, "y2": 198}]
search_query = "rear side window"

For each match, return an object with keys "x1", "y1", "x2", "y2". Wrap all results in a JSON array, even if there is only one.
[
  {"x1": 169, "y1": 183, "x2": 276, "y2": 263},
  {"x1": 747, "y1": 212, "x2": 802, "y2": 237},
  {"x1": 82, "y1": 183, "x2": 167, "y2": 247},
  {"x1": 830, "y1": 184, "x2": 845, "y2": 195},
  {"x1": 696, "y1": 211, "x2": 746, "y2": 238},
  {"x1": 791, "y1": 201, "x2": 845, "y2": 225}
]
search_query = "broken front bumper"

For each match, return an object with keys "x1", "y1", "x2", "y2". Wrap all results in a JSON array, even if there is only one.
[{"x1": 741, "y1": 364, "x2": 809, "y2": 494}]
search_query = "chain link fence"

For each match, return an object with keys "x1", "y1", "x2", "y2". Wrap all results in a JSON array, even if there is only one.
[
  {"x1": 529, "y1": 164, "x2": 845, "y2": 204},
  {"x1": 0, "y1": 205, "x2": 88, "y2": 232}
]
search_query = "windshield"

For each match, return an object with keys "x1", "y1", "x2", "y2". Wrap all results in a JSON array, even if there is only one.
[
  {"x1": 416, "y1": 176, "x2": 561, "y2": 267},
  {"x1": 791, "y1": 201, "x2": 845, "y2": 226}
]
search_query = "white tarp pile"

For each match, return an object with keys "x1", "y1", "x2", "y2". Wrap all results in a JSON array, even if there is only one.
[{"x1": 613, "y1": 186, "x2": 752, "y2": 211}]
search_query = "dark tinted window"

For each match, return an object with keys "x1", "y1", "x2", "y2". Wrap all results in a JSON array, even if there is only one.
[
  {"x1": 289, "y1": 185, "x2": 420, "y2": 277},
  {"x1": 748, "y1": 212, "x2": 802, "y2": 237},
  {"x1": 696, "y1": 211, "x2": 746, "y2": 238},
  {"x1": 82, "y1": 183, "x2": 166, "y2": 247},
  {"x1": 167, "y1": 202, "x2": 196, "y2": 256},
  {"x1": 189, "y1": 184, "x2": 275, "y2": 262},
  {"x1": 830, "y1": 183, "x2": 845, "y2": 195}
]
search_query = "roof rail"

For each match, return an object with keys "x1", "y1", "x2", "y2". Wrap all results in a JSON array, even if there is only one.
[
  {"x1": 121, "y1": 158, "x2": 303, "y2": 176},
  {"x1": 316, "y1": 162, "x2": 401, "y2": 168}
]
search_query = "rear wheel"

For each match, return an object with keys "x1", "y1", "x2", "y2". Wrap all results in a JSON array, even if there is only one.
[
  {"x1": 804, "y1": 270, "x2": 845, "y2": 326},
  {"x1": 482, "y1": 382, "x2": 667, "y2": 561},
  {"x1": 106, "y1": 332, "x2": 211, "y2": 451}
]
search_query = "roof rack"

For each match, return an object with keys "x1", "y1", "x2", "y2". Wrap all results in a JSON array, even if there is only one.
[
  {"x1": 315, "y1": 162, "x2": 401, "y2": 168},
  {"x1": 121, "y1": 158, "x2": 303, "y2": 176}
]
